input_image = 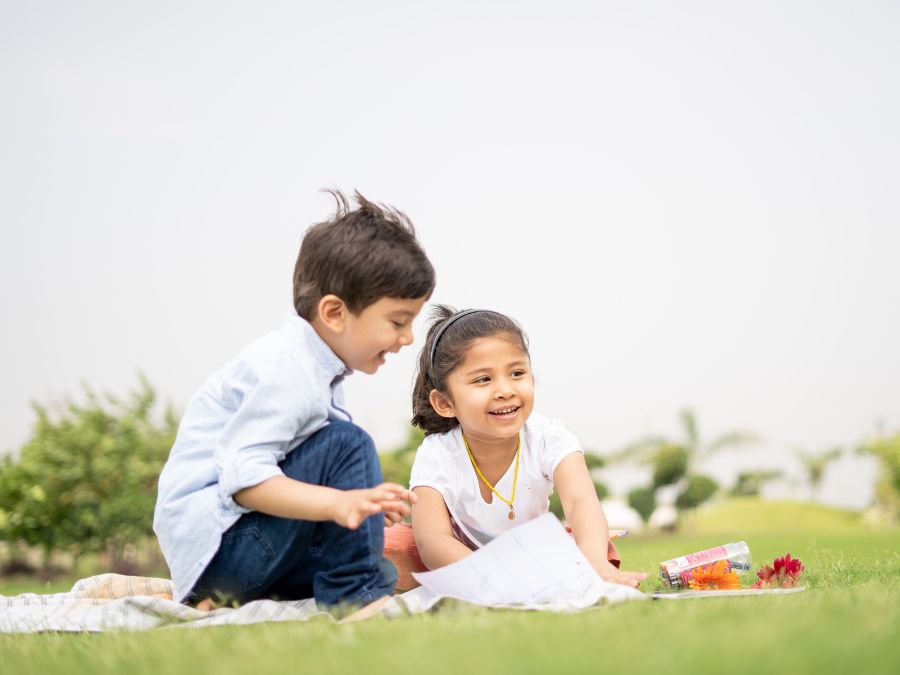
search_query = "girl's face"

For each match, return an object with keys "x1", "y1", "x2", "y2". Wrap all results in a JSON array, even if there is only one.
[{"x1": 430, "y1": 335, "x2": 534, "y2": 444}]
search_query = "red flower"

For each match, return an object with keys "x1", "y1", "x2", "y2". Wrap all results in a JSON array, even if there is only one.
[{"x1": 751, "y1": 553, "x2": 805, "y2": 589}]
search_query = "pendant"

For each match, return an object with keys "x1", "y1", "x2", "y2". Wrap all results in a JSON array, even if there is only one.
[{"x1": 508, "y1": 509, "x2": 515, "y2": 521}]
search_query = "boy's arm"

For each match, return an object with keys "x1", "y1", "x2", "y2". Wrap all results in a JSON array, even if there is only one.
[
  {"x1": 410, "y1": 486, "x2": 474, "y2": 569},
  {"x1": 554, "y1": 453, "x2": 647, "y2": 587},
  {"x1": 235, "y1": 476, "x2": 414, "y2": 530}
]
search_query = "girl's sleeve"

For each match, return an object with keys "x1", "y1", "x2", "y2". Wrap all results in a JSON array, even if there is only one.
[
  {"x1": 409, "y1": 437, "x2": 454, "y2": 500},
  {"x1": 538, "y1": 417, "x2": 585, "y2": 480}
]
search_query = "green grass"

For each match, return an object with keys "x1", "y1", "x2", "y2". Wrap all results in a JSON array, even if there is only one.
[
  {"x1": 682, "y1": 496, "x2": 864, "y2": 534},
  {"x1": 0, "y1": 577, "x2": 74, "y2": 596},
  {"x1": 2, "y1": 500, "x2": 899, "y2": 675}
]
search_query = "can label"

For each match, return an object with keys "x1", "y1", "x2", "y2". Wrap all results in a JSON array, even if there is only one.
[
  {"x1": 678, "y1": 560, "x2": 733, "y2": 587},
  {"x1": 660, "y1": 544, "x2": 735, "y2": 589}
]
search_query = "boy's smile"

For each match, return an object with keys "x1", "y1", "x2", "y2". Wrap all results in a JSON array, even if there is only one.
[{"x1": 317, "y1": 295, "x2": 428, "y2": 374}]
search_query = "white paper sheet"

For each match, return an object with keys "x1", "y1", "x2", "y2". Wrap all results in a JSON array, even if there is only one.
[{"x1": 402, "y1": 513, "x2": 645, "y2": 612}]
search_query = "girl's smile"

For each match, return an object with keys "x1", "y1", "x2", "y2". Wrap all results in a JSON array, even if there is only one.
[{"x1": 488, "y1": 404, "x2": 521, "y2": 418}]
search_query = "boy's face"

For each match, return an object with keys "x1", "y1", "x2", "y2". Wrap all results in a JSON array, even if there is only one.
[{"x1": 331, "y1": 296, "x2": 428, "y2": 374}]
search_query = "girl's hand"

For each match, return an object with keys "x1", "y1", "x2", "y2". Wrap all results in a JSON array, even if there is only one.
[
  {"x1": 331, "y1": 483, "x2": 415, "y2": 530},
  {"x1": 594, "y1": 560, "x2": 648, "y2": 588}
]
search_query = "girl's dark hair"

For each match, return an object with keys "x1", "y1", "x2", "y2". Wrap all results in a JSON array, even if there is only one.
[{"x1": 411, "y1": 305, "x2": 530, "y2": 435}]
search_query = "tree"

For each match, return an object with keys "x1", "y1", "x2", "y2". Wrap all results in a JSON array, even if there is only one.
[
  {"x1": 730, "y1": 470, "x2": 782, "y2": 497},
  {"x1": 675, "y1": 475, "x2": 719, "y2": 510},
  {"x1": 794, "y1": 448, "x2": 842, "y2": 501},
  {"x1": 627, "y1": 486, "x2": 656, "y2": 523},
  {"x1": 651, "y1": 445, "x2": 689, "y2": 489},
  {"x1": 857, "y1": 432, "x2": 900, "y2": 522},
  {"x1": 582, "y1": 452, "x2": 605, "y2": 471},
  {"x1": 549, "y1": 481, "x2": 609, "y2": 521},
  {"x1": 616, "y1": 409, "x2": 758, "y2": 512},
  {"x1": 0, "y1": 377, "x2": 177, "y2": 570}
]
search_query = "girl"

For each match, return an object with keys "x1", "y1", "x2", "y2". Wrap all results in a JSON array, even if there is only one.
[{"x1": 409, "y1": 306, "x2": 646, "y2": 587}]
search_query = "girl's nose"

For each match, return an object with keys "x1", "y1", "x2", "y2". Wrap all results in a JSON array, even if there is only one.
[{"x1": 494, "y1": 379, "x2": 515, "y2": 398}]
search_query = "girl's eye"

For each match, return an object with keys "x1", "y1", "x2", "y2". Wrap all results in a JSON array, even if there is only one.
[
  {"x1": 473, "y1": 376, "x2": 491, "y2": 384},
  {"x1": 511, "y1": 369, "x2": 526, "y2": 377}
]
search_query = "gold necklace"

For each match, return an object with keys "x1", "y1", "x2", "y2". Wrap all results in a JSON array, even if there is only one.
[{"x1": 462, "y1": 431, "x2": 520, "y2": 520}]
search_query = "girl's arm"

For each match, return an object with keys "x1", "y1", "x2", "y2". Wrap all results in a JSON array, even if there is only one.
[
  {"x1": 411, "y1": 486, "x2": 475, "y2": 569},
  {"x1": 554, "y1": 453, "x2": 647, "y2": 587}
]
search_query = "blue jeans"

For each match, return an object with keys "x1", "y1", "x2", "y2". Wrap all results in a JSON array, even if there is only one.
[{"x1": 192, "y1": 420, "x2": 397, "y2": 607}]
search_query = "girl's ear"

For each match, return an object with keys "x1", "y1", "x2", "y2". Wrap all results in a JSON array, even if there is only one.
[
  {"x1": 317, "y1": 294, "x2": 347, "y2": 333},
  {"x1": 429, "y1": 389, "x2": 456, "y2": 419}
]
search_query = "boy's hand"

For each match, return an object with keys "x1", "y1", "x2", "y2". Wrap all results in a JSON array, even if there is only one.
[
  {"x1": 594, "y1": 560, "x2": 648, "y2": 588},
  {"x1": 331, "y1": 483, "x2": 416, "y2": 530},
  {"x1": 383, "y1": 488, "x2": 417, "y2": 527}
]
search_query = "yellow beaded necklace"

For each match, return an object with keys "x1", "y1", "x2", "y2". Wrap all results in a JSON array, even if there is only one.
[{"x1": 462, "y1": 431, "x2": 520, "y2": 520}]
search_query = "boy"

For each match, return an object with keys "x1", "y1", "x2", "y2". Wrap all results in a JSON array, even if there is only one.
[{"x1": 153, "y1": 191, "x2": 435, "y2": 612}]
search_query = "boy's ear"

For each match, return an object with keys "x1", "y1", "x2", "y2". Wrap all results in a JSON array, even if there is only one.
[
  {"x1": 429, "y1": 389, "x2": 456, "y2": 419},
  {"x1": 317, "y1": 294, "x2": 348, "y2": 333}
]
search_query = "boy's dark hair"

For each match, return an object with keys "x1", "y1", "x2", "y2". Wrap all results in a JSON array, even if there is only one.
[
  {"x1": 293, "y1": 190, "x2": 435, "y2": 320},
  {"x1": 411, "y1": 305, "x2": 530, "y2": 435}
]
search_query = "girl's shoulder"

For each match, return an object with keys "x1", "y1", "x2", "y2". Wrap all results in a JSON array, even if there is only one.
[
  {"x1": 417, "y1": 426, "x2": 465, "y2": 452},
  {"x1": 413, "y1": 427, "x2": 467, "y2": 468},
  {"x1": 523, "y1": 412, "x2": 583, "y2": 478},
  {"x1": 410, "y1": 427, "x2": 466, "y2": 491},
  {"x1": 522, "y1": 411, "x2": 577, "y2": 442}
]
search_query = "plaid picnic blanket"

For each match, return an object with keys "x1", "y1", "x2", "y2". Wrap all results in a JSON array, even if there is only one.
[
  {"x1": 1, "y1": 522, "x2": 638, "y2": 633},
  {"x1": 0, "y1": 573, "x2": 324, "y2": 633}
]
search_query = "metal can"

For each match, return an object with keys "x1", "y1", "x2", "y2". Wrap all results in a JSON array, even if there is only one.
[{"x1": 659, "y1": 541, "x2": 752, "y2": 589}]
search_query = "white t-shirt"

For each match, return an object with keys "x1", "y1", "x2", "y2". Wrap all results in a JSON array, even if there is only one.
[{"x1": 409, "y1": 412, "x2": 583, "y2": 549}]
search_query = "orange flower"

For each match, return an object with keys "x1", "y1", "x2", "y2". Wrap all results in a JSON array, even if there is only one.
[{"x1": 687, "y1": 560, "x2": 742, "y2": 591}]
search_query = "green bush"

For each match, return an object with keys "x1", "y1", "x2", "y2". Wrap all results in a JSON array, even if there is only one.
[
  {"x1": 628, "y1": 486, "x2": 656, "y2": 522},
  {"x1": 549, "y1": 481, "x2": 609, "y2": 520},
  {"x1": 651, "y1": 444, "x2": 689, "y2": 488},
  {"x1": 0, "y1": 377, "x2": 177, "y2": 567},
  {"x1": 730, "y1": 470, "x2": 782, "y2": 497},
  {"x1": 859, "y1": 432, "x2": 900, "y2": 521},
  {"x1": 676, "y1": 474, "x2": 719, "y2": 510},
  {"x1": 583, "y1": 452, "x2": 605, "y2": 470},
  {"x1": 378, "y1": 426, "x2": 425, "y2": 488}
]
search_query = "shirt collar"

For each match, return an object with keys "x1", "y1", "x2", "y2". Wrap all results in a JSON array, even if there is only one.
[{"x1": 283, "y1": 312, "x2": 353, "y2": 381}]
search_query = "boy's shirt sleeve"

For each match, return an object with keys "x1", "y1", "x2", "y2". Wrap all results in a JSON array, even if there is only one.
[{"x1": 214, "y1": 355, "x2": 323, "y2": 515}]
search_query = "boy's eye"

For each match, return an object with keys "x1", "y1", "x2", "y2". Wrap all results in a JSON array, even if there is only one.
[{"x1": 391, "y1": 320, "x2": 407, "y2": 328}]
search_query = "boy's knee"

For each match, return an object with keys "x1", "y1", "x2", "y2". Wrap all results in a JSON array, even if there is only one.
[
  {"x1": 324, "y1": 419, "x2": 371, "y2": 440},
  {"x1": 282, "y1": 420, "x2": 384, "y2": 491},
  {"x1": 322, "y1": 420, "x2": 376, "y2": 456}
]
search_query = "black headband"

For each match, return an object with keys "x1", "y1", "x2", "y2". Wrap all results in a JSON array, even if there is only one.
[{"x1": 428, "y1": 309, "x2": 489, "y2": 377}]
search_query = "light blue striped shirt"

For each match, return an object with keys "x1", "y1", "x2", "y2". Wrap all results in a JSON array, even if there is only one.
[{"x1": 153, "y1": 313, "x2": 352, "y2": 602}]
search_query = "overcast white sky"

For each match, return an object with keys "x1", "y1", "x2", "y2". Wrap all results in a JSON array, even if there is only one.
[{"x1": 1, "y1": 1, "x2": 897, "y2": 509}]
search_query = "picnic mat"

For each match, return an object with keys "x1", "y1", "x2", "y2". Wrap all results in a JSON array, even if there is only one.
[
  {"x1": 0, "y1": 574, "x2": 325, "y2": 633},
  {"x1": 1, "y1": 515, "x2": 646, "y2": 633},
  {"x1": 0, "y1": 571, "x2": 643, "y2": 633}
]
